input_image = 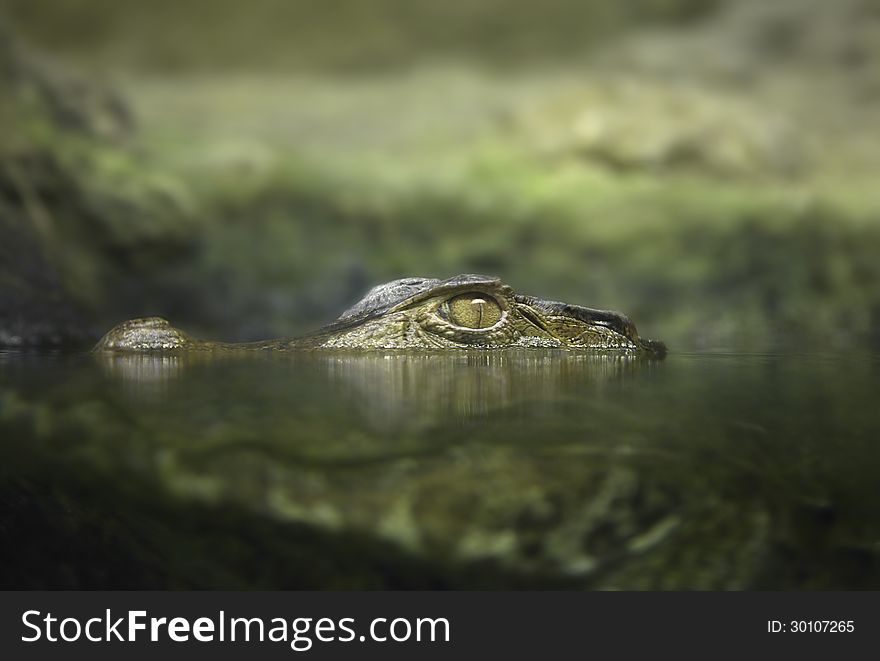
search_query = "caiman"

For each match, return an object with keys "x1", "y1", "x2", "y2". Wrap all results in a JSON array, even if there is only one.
[{"x1": 95, "y1": 274, "x2": 666, "y2": 356}]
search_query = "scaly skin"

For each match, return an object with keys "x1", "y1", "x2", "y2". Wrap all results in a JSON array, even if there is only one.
[{"x1": 95, "y1": 274, "x2": 666, "y2": 356}]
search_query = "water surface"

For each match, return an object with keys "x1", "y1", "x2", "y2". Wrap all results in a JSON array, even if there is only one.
[{"x1": 1, "y1": 350, "x2": 878, "y2": 589}]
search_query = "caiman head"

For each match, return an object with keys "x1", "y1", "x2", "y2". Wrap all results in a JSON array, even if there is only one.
[
  {"x1": 301, "y1": 274, "x2": 666, "y2": 355},
  {"x1": 95, "y1": 274, "x2": 666, "y2": 356}
]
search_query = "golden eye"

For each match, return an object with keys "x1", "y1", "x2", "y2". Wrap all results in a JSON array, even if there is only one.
[{"x1": 446, "y1": 292, "x2": 503, "y2": 329}]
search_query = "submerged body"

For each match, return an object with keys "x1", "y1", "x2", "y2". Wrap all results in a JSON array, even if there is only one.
[{"x1": 95, "y1": 274, "x2": 666, "y2": 356}]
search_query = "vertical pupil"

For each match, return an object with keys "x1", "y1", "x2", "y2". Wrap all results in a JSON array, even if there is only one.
[{"x1": 448, "y1": 293, "x2": 501, "y2": 328}]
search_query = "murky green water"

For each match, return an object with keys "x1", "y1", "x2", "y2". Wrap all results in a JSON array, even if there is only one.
[{"x1": 1, "y1": 349, "x2": 879, "y2": 589}]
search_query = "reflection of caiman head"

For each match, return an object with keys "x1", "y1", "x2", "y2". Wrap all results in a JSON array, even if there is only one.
[
  {"x1": 319, "y1": 351, "x2": 653, "y2": 432},
  {"x1": 95, "y1": 274, "x2": 666, "y2": 356}
]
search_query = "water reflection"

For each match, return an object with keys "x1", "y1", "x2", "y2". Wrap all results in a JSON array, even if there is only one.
[
  {"x1": 99, "y1": 350, "x2": 662, "y2": 430},
  {"x1": 99, "y1": 352, "x2": 185, "y2": 383},
  {"x1": 4, "y1": 350, "x2": 879, "y2": 588}
]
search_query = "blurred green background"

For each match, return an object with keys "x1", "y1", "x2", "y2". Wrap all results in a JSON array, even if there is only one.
[{"x1": 2, "y1": 0, "x2": 880, "y2": 350}]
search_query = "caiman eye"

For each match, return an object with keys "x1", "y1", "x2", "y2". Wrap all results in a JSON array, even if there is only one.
[{"x1": 444, "y1": 292, "x2": 503, "y2": 329}]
